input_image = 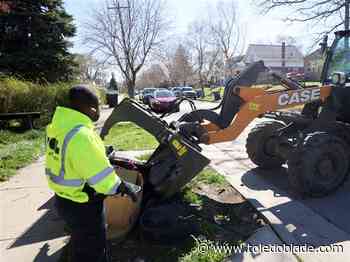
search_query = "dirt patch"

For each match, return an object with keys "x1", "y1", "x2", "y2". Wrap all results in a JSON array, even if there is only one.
[{"x1": 110, "y1": 179, "x2": 264, "y2": 262}]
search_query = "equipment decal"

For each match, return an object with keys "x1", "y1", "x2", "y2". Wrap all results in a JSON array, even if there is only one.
[
  {"x1": 248, "y1": 102, "x2": 260, "y2": 111},
  {"x1": 171, "y1": 139, "x2": 187, "y2": 156},
  {"x1": 277, "y1": 88, "x2": 321, "y2": 106}
]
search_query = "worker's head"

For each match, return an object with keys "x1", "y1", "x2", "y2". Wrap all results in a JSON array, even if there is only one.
[{"x1": 68, "y1": 85, "x2": 100, "y2": 122}]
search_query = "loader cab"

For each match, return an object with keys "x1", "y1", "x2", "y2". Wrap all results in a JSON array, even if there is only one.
[
  {"x1": 317, "y1": 30, "x2": 350, "y2": 124},
  {"x1": 321, "y1": 30, "x2": 350, "y2": 86}
]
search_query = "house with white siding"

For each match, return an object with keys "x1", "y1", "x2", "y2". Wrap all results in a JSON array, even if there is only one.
[{"x1": 244, "y1": 44, "x2": 304, "y2": 74}]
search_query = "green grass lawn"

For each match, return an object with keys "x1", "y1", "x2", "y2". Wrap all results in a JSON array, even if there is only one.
[
  {"x1": 180, "y1": 168, "x2": 238, "y2": 262},
  {"x1": 192, "y1": 168, "x2": 227, "y2": 186},
  {"x1": 180, "y1": 238, "x2": 231, "y2": 262},
  {"x1": 104, "y1": 122, "x2": 159, "y2": 151},
  {"x1": 0, "y1": 129, "x2": 45, "y2": 181},
  {"x1": 199, "y1": 87, "x2": 224, "y2": 102},
  {"x1": 0, "y1": 122, "x2": 158, "y2": 181}
]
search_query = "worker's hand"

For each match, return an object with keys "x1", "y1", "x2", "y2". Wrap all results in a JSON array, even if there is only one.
[
  {"x1": 105, "y1": 145, "x2": 115, "y2": 157},
  {"x1": 116, "y1": 180, "x2": 141, "y2": 202}
]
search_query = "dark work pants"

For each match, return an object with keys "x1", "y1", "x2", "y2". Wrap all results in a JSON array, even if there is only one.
[{"x1": 55, "y1": 195, "x2": 110, "y2": 262}]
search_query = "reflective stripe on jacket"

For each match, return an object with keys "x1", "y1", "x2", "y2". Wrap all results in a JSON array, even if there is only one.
[{"x1": 45, "y1": 106, "x2": 121, "y2": 203}]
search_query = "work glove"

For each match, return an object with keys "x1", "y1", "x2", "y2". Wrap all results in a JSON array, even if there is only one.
[
  {"x1": 105, "y1": 145, "x2": 115, "y2": 157},
  {"x1": 116, "y1": 180, "x2": 142, "y2": 202}
]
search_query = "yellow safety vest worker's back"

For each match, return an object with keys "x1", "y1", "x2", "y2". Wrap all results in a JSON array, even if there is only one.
[{"x1": 45, "y1": 106, "x2": 121, "y2": 203}]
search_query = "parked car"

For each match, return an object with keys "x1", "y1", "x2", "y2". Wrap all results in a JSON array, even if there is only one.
[
  {"x1": 181, "y1": 86, "x2": 197, "y2": 99},
  {"x1": 286, "y1": 72, "x2": 304, "y2": 82},
  {"x1": 171, "y1": 87, "x2": 183, "y2": 97},
  {"x1": 149, "y1": 89, "x2": 178, "y2": 113},
  {"x1": 134, "y1": 90, "x2": 141, "y2": 101},
  {"x1": 141, "y1": 88, "x2": 156, "y2": 104}
]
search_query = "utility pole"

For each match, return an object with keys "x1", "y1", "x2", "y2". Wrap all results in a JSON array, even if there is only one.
[
  {"x1": 346, "y1": 0, "x2": 350, "y2": 31},
  {"x1": 281, "y1": 42, "x2": 286, "y2": 75},
  {"x1": 107, "y1": 1, "x2": 132, "y2": 96},
  {"x1": 108, "y1": 1, "x2": 129, "y2": 10}
]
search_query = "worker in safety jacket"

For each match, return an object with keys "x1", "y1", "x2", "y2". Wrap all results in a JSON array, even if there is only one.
[{"x1": 45, "y1": 85, "x2": 140, "y2": 262}]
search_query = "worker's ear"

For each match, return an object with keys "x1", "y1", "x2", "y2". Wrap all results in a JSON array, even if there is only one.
[{"x1": 88, "y1": 106, "x2": 100, "y2": 122}]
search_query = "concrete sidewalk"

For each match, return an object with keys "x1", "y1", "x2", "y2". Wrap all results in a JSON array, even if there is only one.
[
  {"x1": 227, "y1": 226, "x2": 298, "y2": 262},
  {"x1": 203, "y1": 138, "x2": 350, "y2": 262},
  {"x1": 0, "y1": 157, "x2": 68, "y2": 262}
]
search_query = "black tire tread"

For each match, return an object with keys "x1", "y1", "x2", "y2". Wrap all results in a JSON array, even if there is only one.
[
  {"x1": 288, "y1": 132, "x2": 349, "y2": 197},
  {"x1": 246, "y1": 121, "x2": 286, "y2": 169}
]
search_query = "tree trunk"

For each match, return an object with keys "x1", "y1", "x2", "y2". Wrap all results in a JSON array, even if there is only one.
[
  {"x1": 199, "y1": 75, "x2": 205, "y2": 96},
  {"x1": 127, "y1": 77, "x2": 136, "y2": 98}
]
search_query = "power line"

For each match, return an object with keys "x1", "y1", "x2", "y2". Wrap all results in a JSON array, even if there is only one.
[{"x1": 108, "y1": 1, "x2": 129, "y2": 10}]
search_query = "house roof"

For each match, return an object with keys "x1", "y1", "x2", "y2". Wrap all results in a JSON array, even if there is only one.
[
  {"x1": 305, "y1": 48, "x2": 322, "y2": 60},
  {"x1": 244, "y1": 44, "x2": 303, "y2": 64}
]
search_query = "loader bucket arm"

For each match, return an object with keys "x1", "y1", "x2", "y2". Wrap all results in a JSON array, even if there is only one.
[
  {"x1": 179, "y1": 61, "x2": 268, "y2": 129},
  {"x1": 176, "y1": 61, "x2": 333, "y2": 145},
  {"x1": 205, "y1": 86, "x2": 332, "y2": 144},
  {"x1": 100, "y1": 99, "x2": 168, "y2": 142}
]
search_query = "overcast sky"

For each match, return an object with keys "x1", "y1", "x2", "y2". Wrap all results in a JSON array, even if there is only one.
[{"x1": 64, "y1": 0, "x2": 313, "y2": 54}]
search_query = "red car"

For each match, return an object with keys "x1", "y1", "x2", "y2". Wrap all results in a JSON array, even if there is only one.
[
  {"x1": 286, "y1": 71, "x2": 304, "y2": 81},
  {"x1": 149, "y1": 89, "x2": 178, "y2": 113}
]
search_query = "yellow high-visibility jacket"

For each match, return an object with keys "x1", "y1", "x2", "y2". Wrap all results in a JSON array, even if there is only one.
[{"x1": 45, "y1": 106, "x2": 121, "y2": 203}]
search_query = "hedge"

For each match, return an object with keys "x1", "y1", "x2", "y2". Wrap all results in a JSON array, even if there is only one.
[{"x1": 0, "y1": 77, "x2": 104, "y2": 127}]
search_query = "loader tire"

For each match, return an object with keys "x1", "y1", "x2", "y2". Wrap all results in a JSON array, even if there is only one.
[
  {"x1": 288, "y1": 132, "x2": 349, "y2": 197},
  {"x1": 301, "y1": 100, "x2": 321, "y2": 119},
  {"x1": 246, "y1": 121, "x2": 286, "y2": 169}
]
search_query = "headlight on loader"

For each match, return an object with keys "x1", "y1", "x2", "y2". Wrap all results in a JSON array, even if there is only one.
[{"x1": 332, "y1": 72, "x2": 347, "y2": 86}]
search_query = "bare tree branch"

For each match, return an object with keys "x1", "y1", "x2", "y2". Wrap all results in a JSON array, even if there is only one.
[
  {"x1": 210, "y1": 0, "x2": 245, "y2": 77},
  {"x1": 75, "y1": 54, "x2": 107, "y2": 84},
  {"x1": 257, "y1": 0, "x2": 345, "y2": 38},
  {"x1": 83, "y1": 0, "x2": 170, "y2": 97},
  {"x1": 187, "y1": 20, "x2": 221, "y2": 90}
]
